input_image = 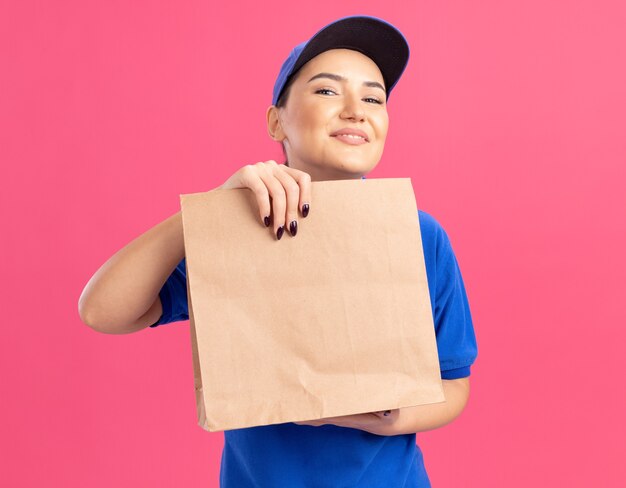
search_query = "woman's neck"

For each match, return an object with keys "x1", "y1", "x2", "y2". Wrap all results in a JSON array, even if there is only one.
[{"x1": 284, "y1": 160, "x2": 365, "y2": 182}]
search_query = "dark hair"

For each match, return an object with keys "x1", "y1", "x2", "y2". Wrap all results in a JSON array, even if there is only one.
[
  {"x1": 276, "y1": 71, "x2": 298, "y2": 109},
  {"x1": 275, "y1": 71, "x2": 300, "y2": 166}
]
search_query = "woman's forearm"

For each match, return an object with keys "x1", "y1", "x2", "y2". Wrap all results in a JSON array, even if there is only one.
[
  {"x1": 78, "y1": 211, "x2": 185, "y2": 334},
  {"x1": 304, "y1": 378, "x2": 471, "y2": 436},
  {"x1": 382, "y1": 378, "x2": 470, "y2": 435}
]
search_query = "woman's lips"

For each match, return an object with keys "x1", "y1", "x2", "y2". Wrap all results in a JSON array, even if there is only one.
[{"x1": 331, "y1": 134, "x2": 368, "y2": 145}]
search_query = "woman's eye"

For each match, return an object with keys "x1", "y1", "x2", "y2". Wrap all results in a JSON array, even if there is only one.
[
  {"x1": 315, "y1": 88, "x2": 336, "y2": 95},
  {"x1": 314, "y1": 89, "x2": 382, "y2": 104}
]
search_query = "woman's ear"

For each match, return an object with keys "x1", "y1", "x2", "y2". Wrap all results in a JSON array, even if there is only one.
[{"x1": 266, "y1": 105, "x2": 286, "y2": 142}]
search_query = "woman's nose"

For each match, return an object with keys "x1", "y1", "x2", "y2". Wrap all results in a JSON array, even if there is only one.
[{"x1": 340, "y1": 93, "x2": 366, "y2": 122}]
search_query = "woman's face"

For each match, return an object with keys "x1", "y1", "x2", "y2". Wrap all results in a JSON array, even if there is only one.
[{"x1": 270, "y1": 48, "x2": 389, "y2": 181}]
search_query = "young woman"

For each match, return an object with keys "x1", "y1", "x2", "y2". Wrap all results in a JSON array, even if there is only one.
[{"x1": 79, "y1": 15, "x2": 478, "y2": 487}]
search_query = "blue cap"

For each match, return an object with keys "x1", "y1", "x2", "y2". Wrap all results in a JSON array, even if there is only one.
[{"x1": 272, "y1": 15, "x2": 410, "y2": 106}]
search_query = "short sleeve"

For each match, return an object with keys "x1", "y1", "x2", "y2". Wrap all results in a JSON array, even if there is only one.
[
  {"x1": 435, "y1": 244, "x2": 478, "y2": 378},
  {"x1": 419, "y1": 210, "x2": 478, "y2": 379},
  {"x1": 149, "y1": 258, "x2": 189, "y2": 328}
]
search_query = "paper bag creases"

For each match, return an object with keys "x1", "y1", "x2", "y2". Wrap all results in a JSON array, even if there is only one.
[
  {"x1": 185, "y1": 265, "x2": 208, "y2": 430},
  {"x1": 181, "y1": 178, "x2": 445, "y2": 432}
]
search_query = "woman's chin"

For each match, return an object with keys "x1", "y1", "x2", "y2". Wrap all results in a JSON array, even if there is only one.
[
  {"x1": 296, "y1": 155, "x2": 376, "y2": 177},
  {"x1": 329, "y1": 158, "x2": 376, "y2": 175}
]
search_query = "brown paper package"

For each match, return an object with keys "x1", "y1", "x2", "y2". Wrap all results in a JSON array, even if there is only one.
[{"x1": 181, "y1": 177, "x2": 445, "y2": 432}]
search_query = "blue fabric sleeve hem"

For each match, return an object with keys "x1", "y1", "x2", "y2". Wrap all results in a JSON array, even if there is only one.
[
  {"x1": 149, "y1": 258, "x2": 189, "y2": 328},
  {"x1": 149, "y1": 284, "x2": 172, "y2": 328},
  {"x1": 441, "y1": 366, "x2": 471, "y2": 379}
]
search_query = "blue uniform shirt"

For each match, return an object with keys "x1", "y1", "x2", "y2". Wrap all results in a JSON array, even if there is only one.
[{"x1": 150, "y1": 188, "x2": 478, "y2": 487}]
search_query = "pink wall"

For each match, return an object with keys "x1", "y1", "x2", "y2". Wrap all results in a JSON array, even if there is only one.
[{"x1": 2, "y1": 1, "x2": 625, "y2": 486}]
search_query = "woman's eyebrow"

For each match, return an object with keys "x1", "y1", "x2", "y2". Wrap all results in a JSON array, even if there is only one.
[{"x1": 306, "y1": 72, "x2": 385, "y2": 92}]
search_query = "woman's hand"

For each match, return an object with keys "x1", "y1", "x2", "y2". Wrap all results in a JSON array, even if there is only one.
[
  {"x1": 219, "y1": 160, "x2": 311, "y2": 240},
  {"x1": 293, "y1": 409, "x2": 400, "y2": 436}
]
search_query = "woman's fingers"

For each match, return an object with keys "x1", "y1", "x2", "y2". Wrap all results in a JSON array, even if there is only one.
[
  {"x1": 239, "y1": 164, "x2": 273, "y2": 228},
  {"x1": 255, "y1": 162, "x2": 288, "y2": 239},
  {"x1": 255, "y1": 161, "x2": 311, "y2": 239},
  {"x1": 272, "y1": 167, "x2": 303, "y2": 237},
  {"x1": 281, "y1": 164, "x2": 312, "y2": 219},
  {"x1": 220, "y1": 160, "x2": 312, "y2": 240},
  {"x1": 373, "y1": 409, "x2": 399, "y2": 421}
]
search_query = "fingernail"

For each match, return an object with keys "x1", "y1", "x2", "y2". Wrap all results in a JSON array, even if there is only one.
[
  {"x1": 276, "y1": 226, "x2": 284, "y2": 240},
  {"x1": 383, "y1": 410, "x2": 391, "y2": 416},
  {"x1": 289, "y1": 220, "x2": 297, "y2": 237},
  {"x1": 264, "y1": 216, "x2": 270, "y2": 227},
  {"x1": 302, "y1": 204, "x2": 309, "y2": 218}
]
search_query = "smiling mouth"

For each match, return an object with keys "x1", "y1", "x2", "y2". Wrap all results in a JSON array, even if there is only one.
[{"x1": 331, "y1": 134, "x2": 369, "y2": 145}]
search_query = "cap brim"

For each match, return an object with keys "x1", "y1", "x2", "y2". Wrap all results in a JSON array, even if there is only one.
[{"x1": 290, "y1": 16, "x2": 410, "y2": 98}]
